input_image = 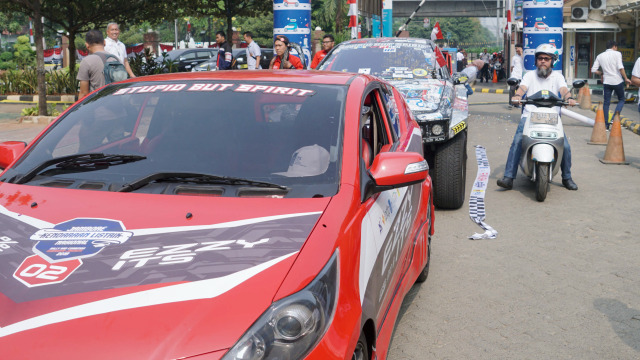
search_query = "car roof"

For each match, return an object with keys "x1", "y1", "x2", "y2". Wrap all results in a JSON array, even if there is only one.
[
  {"x1": 338, "y1": 37, "x2": 436, "y2": 47},
  {"x1": 119, "y1": 70, "x2": 360, "y2": 85}
]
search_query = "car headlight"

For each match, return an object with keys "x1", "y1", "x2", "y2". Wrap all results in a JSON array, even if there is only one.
[
  {"x1": 222, "y1": 250, "x2": 339, "y2": 360},
  {"x1": 431, "y1": 124, "x2": 444, "y2": 136}
]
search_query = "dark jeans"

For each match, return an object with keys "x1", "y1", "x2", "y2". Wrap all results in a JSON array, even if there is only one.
[
  {"x1": 603, "y1": 82, "x2": 625, "y2": 128},
  {"x1": 503, "y1": 115, "x2": 572, "y2": 180},
  {"x1": 480, "y1": 63, "x2": 490, "y2": 82}
]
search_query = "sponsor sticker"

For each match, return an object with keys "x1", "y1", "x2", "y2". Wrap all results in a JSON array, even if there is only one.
[
  {"x1": 14, "y1": 255, "x2": 82, "y2": 288},
  {"x1": 113, "y1": 83, "x2": 316, "y2": 97},
  {"x1": 0, "y1": 236, "x2": 17, "y2": 252}
]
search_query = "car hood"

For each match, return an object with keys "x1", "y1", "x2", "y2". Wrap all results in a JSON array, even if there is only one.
[
  {"x1": 388, "y1": 79, "x2": 447, "y2": 113},
  {"x1": 0, "y1": 183, "x2": 330, "y2": 359}
]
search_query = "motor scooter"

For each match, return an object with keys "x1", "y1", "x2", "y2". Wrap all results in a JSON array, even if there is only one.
[{"x1": 507, "y1": 78, "x2": 585, "y2": 201}]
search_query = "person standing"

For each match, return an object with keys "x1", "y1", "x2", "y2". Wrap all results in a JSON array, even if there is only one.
[
  {"x1": 497, "y1": 44, "x2": 578, "y2": 191},
  {"x1": 243, "y1": 31, "x2": 261, "y2": 70},
  {"x1": 270, "y1": 35, "x2": 303, "y2": 69},
  {"x1": 591, "y1": 40, "x2": 632, "y2": 129},
  {"x1": 104, "y1": 23, "x2": 135, "y2": 78},
  {"x1": 310, "y1": 34, "x2": 334, "y2": 69},
  {"x1": 480, "y1": 48, "x2": 491, "y2": 82},
  {"x1": 456, "y1": 48, "x2": 465, "y2": 72},
  {"x1": 215, "y1": 31, "x2": 233, "y2": 70},
  {"x1": 630, "y1": 56, "x2": 640, "y2": 113},
  {"x1": 77, "y1": 30, "x2": 109, "y2": 99},
  {"x1": 509, "y1": 43, "x2": 524, "y2": 108}
]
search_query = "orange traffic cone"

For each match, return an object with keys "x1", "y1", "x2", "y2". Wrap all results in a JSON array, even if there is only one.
[
  {"x1": 600, "y1": 112, "x2": 629, "y2": 165},
  {"x1": 576, "y1": 86, "x2": 584, "y2": 104},
  {"x1": 588, "y1": 102, "x2": 607, "y2": 145},
  {"x1": 579, "y1": 83, "x2": 591, "y2": 109},
  {"x1": 492, "y1": 68, "x2": 498, "y2": 83}
]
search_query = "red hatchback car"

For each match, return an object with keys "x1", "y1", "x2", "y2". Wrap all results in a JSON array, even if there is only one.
[{"x1": 0, "y1": 71, "x2": 434, "y2": 360}]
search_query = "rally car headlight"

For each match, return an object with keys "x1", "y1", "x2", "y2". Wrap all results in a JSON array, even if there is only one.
[
  {"x1": 222, "y1": 251, "x2": 339, "y2": 360},
  {"x1": 431, "y1": 124, "x2": 444, "y2": 136}
]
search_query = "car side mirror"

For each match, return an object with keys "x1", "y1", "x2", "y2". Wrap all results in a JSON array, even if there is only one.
[
  {"x1": 364, "y1": 152, "x2": 429, "y2": 199},
  {"x1": 179, "y1": 57, "x2": 186, "y2": 61},
  {"x1": 572, "y1": 80, "x2": 586, "y2": 89},
  {"x1": 0, "y1": 141, "x2": 27, "y2": 169},
  {"x1": 507, "y1": 77, "x2": 520, "y2": 86}
]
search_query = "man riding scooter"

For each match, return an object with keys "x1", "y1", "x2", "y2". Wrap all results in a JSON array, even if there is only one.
[{"x1": 496, "y1": 43, "x2": 579, "y2": 191}]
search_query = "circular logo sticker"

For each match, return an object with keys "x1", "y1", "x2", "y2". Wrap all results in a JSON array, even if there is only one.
[{"x1": 413, "y1": 68, "x2": 428, "y2": 77}]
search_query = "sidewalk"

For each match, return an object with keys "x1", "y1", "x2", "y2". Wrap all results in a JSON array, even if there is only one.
[{"x1": 472, "y1": 80, "x2": 640, "y2": 135}]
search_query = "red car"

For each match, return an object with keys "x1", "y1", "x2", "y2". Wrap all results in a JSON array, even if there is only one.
[{"x1": 0, "y1": 71, "x2": 434, "y2": 360}]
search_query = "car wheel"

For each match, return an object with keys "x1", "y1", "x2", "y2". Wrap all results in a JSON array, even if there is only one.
[
  {"x1": 415, "y1": 235, "x2": 431, "y2": 283},
  {"x1": 432, "y1": 130, "x2": 467, "y2": 209},
  {"x1": 352, "y1": 331, "x2": 369, "y2": 360}
]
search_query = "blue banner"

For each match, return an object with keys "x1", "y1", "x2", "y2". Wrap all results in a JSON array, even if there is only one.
[
  {"x1": 522, "y1": 0, "x2": 563, "y2": 71},
  {"x1": 273, "y1": 0, "x2": 311, "y2": 67}
]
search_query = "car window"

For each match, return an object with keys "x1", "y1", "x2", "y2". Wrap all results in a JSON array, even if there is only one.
[
  {"x1": 181, "y1": 52, "x2": 197, "y2": 61},
  {"x1": 318, "y1": 40, "x2": 436, "y2": 80},
  {"x1": 4, "y1": 82, "x2": 347, "y2": 198},
  {"x1": 197, "y1": 51, "x2": 212, "y2": 59},
  {"x1": 380, "y1": 84, "x2": 401, "y2": 138},
  {"x1": 360, "y1": 90, "x2": 391, "y2": 169}
]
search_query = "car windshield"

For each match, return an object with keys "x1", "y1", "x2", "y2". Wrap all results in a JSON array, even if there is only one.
[
  {"x1": 2, "y1": 81, "x2": 345, "y2": 198},
  {"x1": 318, "y1": 39, "x2": 436, "y2": 79}
]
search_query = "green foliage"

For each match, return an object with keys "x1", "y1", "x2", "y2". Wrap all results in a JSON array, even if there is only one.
[
  {"x1": 129, "y1": 48, "x2": 179, "y2": 76},
  {"x1": 0, "y1": 68, "x2": 78, "y2": 95},
  {"x1": 0, "y1": 51, "x2": 12, "y2": 62},
  {"x1": 312, "y1": 0, "x2": 348, "y2": 34},
  {"x1": 21, "y1": 103, "x2": 66, "y2": 117},
  {"x1": 235, "y1": 14, "x2": 274, "y2": 47},
  {"x1": 13, "y1": 35, "x2": 35, "y2": 69},
  {"x1": 392, "y1": 17, "x2": 496, "y2": 47}
]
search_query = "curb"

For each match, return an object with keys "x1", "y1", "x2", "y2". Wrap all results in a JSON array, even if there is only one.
[
  {"x1": 472, "y1": 87, "x2": 507, "y2": 94},
  {"x1": 0, "y1": 95, "x2": 77, "y2": 104},
  {"x1": 590, "y1": 104, "x2": 640, "y2": 135}
]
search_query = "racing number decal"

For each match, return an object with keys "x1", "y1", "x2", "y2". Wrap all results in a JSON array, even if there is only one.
[{"x1": 13, "y1": 255, "x2": 82, "y2": 287}]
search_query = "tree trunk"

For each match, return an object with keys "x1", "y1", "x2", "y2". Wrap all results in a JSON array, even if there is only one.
[
  {"x1": 335, "y1": 0, "x2": 343, "y2": 33},
  {"x1": 32, "y1": 3, "x2": 47, "y2": 116},
  {"x1": 67, "y1": 30, "x2": 77, "y2": 81},
  {"x1": 226, "y1": 0, "x2": 233, "y2": 46}
]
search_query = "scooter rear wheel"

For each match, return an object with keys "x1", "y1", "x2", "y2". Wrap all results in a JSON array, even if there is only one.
[{"x1": 535, "y1": 163, "x2": 550, "y2": 202}]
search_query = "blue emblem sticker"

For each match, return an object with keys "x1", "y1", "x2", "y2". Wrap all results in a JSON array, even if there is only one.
[{"x1": 30, "y1": 218, "x2": 133, "y2": 262}]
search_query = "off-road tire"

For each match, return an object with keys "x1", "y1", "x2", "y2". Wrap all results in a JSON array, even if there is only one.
[
  {"x1": 535, "y1": 162, "x2": 550, "y2": 202},
  {"x1": 352, "y1": 331, "x2": 369, "y2": 360},
  {"x1": 432, "y1": 130, "x2": 467, "y2": 209}
]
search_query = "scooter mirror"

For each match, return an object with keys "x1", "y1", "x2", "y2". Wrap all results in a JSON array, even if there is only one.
[
  {"x1": 506, "y1": 77, "x2": 520, "y2": 86},
  {"x1": 572, "y1": 80, "x2": 586, "y2": 89}
]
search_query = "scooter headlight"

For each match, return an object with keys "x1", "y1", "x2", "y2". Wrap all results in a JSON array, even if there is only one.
[{"x1": 530, "y1": 131, "x2": 558, "y2": 139}]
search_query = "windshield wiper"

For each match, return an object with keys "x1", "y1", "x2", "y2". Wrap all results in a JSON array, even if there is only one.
[
  {"x1": 118, "y1": 172, "x2": 289, "y2": 193},
  {"x1": 15, "y1": 153, "x2": 147, "y2": 184}
]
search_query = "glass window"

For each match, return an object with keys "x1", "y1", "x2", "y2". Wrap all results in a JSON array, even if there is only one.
[{"x1": 2, "y1": 82, "x2": 346, "y2": 198}]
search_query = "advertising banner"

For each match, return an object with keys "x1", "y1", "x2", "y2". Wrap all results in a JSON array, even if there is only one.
[
  {"x1": 273, "y1": 0, "x2": 312, "y2": 67},
  {"x1": 522, "y1": 0, "x2": 563, "y2": 71}
]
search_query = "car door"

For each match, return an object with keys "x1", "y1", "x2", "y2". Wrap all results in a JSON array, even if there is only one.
[
  {"x1": 179, "y1": 51, "x2": 200, "y2": 71},
  {"x1": 358, "y1": 83, "x2": 423, "y2": 328}
]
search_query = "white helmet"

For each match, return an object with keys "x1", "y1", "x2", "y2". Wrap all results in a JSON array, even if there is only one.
[{"x1": 534, "y1": 43, "x2": 559, "y2": 62}]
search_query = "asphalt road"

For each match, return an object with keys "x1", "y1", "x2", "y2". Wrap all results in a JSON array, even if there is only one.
[
  {"x1": 1, "y1": 91, "x2": 639, "y2": 359},
  {"x1": 388, "y1": 91, "x2": 640, "y2": 359}
]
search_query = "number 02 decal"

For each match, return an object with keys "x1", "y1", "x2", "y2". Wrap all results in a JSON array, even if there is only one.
[{"x1": 13, "y1": 255, "x2": 83, "y2": 287}]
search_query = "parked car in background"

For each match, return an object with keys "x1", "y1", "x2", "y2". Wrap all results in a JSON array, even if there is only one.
[
  {"x1": 317, "y1": 37, "x2": 469, "y2": 209},
  {"x1": 0, "y1": 70, "x2": 434, "y2": 360},
  {"x1": 155, "y1": 48, "x2": 217, "y2": 72},
  {"x1": 233, "y1": 48, "x2": 274, "y2": 69}
]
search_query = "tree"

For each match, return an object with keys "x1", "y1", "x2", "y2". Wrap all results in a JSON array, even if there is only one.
[
  {"x1": 0, "y1": 11, "x2": 27, "y2": 50},
  {"x1": 13, "y1": 35, "x2": 35, "y2": 69},
  {"x1": 0, "y1": 0, "x2": 47, "y2": 115},
  {"x1": 312, "y1": 0, "x2": 347, "y2": 34},
  {"x1": 183, "y1": 0, "x2": 271, "y2": 42}
]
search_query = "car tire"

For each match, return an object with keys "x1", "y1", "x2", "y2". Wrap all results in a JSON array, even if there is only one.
[
  {"x1": 415, "y1": 235, "x2": 431, "y2": 283},
  {"x1": 353, "y1": 331, "x2": 369, "y2": 360},
  {"x1": 432, "y1": 130, "x2": 467, "y2": 210}
]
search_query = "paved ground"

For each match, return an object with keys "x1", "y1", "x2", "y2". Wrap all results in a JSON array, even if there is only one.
[{"x1": 388, "y1": 89, "x2": 640, "y2": 360}]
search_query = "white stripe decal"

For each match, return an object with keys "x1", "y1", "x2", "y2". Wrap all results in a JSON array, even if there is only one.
[
  {"x1": 0, "y1": 204, "x2": 54, "y2": 229},
  {"x1": 0, "y1": 203, "x2": 321, "y2": 234},
  {"x1": 0, "y1": 252, "x2": 296, "y2": 337},
  {"x1": 130, "y1": 212, "x2": 323, "y2": 236}
]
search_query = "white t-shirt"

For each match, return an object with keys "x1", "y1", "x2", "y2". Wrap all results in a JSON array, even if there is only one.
[
  {"x1": 461, "y1": 65, "x2": 477, "y2": 83},
  {"x1": 511, "y1": 54, "x2": 524, "y2": 80},
  {"x1": 456, "y1": 52, "x2": 464, "y2": 61},
  {"x1": 591, "y1": 49, "x2": 624, "y2": 85},
  {"x1": 520, "y1": 70, "x2": 568, "y2": 117},
  {"x1": 246, "y1": 41, "x2": 262, "y2": 69},
  {"x1": 631, "y1": 57, "x2": 640, "y2": 103},
  {"x1": 104, "y1": 37, "x2": 127, "y2": 64}
]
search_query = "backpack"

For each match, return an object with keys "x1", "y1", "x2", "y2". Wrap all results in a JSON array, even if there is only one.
[{"x1": 95, "y1": 52, "x2": 128, "y2": 84}]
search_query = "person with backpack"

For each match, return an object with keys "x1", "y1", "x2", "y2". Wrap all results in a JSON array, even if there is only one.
[
  {"x1": 77, "y1": 30, "x2": 128, "y2": 99},
  {"x1": 215, "y1": 31, "x2": 233, "y2": 70},
  {"x1": 270, "y1": 35, "x2": 303, "y2": 69}
]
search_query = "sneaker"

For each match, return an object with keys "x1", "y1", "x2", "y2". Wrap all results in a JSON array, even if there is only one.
[
  {"x1": 562, "y1": 178, "x2": 578, "y2": 191},
  {"x1": 497, "y1": 177, "x2": 513, "y2": 190}
]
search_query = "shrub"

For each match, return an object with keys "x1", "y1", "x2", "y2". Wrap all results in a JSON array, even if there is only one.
[{"x1": 0, "y1": 51, "x2": 13, "y2": 62}]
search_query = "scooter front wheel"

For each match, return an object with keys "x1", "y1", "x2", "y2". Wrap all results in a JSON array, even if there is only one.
[{"x1": 535, "y1": 163, "x2": 550, "y2": 202}]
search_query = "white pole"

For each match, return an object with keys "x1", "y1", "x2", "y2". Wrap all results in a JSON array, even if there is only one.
[{"x1": 561, "y1": 108, "x2": 595, "y2": 126}]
